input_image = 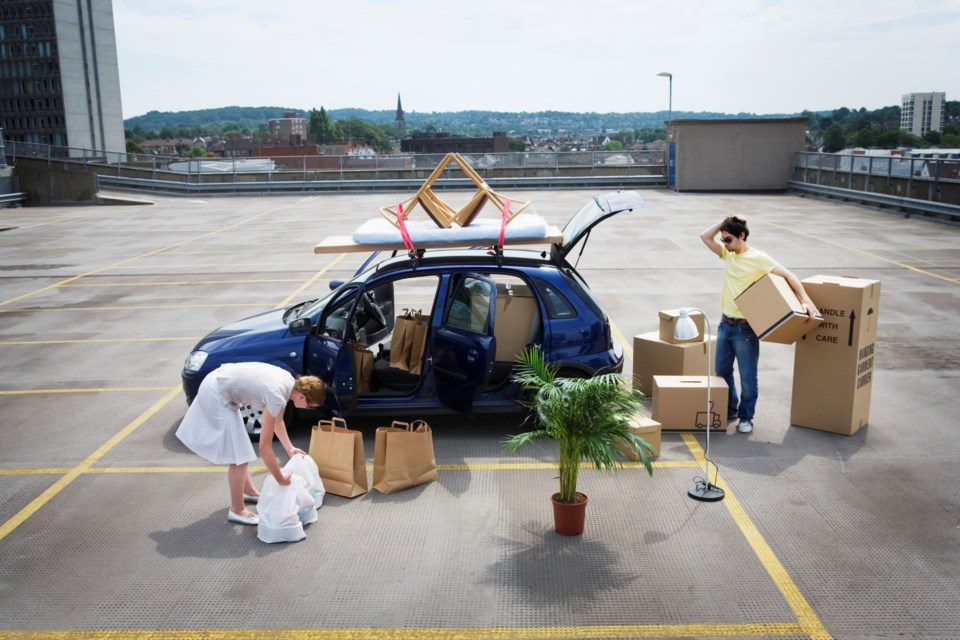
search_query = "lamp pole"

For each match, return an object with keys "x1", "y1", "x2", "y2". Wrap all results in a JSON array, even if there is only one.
[
  {"x1": 675, "y1": 308, "x2": 725, "y2": 502},
  {"x1": 656, "y1": 71, "x2": 672, "y2": 132}
]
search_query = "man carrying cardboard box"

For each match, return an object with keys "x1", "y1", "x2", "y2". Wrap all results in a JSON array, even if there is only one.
[{"x1": 700, "y1": 216, "x2": 818, "y2": 434}]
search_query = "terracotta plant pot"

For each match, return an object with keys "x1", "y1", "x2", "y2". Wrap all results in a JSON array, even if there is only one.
[{"x1": 551, "y1": 492, "x2": 588, "y2": 536}]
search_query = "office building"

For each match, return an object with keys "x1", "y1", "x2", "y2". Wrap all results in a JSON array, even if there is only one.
[
  {"x1": 900, "y1": 92, "x2": 946, "y2": 138},
  {"x1": 0, "y1": 0, "x2": 125, "y2": 156},
  {"x1": 268, "y1": 112, "x2": 307, "y2": 145}
]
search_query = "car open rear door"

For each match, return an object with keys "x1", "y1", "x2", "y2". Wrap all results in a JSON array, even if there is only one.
[
  {"x1": 431, "y1": 273, "x2": 497, "y2": 414},
  {"x1": 551, "y1": 190, "x2": 645, "y2": 264}
]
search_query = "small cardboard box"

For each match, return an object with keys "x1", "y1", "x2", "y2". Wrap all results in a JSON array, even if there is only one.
[
  {"x1": 617, "y1": 415, "x2": 661, "y2": 460},
  {"x1": 652, "y1": 375, "x2": 729, "y2": 431},
  {"x1": 493, "y1": 282, "x2": 537, "y2": 361},
  {"x1": 658, "y1": 309, "x2": 706, "y2": 344},
  {"x1": 734, "y1": 273, "x2": 822, "y2": 344},
  {"x1": 632, "y1": 332, "x2": 715, "y2": 396},
  {"x1": 791, "y1": 275, "x2": 881, "y2": 436}
]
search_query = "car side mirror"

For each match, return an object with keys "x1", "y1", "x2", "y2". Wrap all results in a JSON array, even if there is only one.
[
  {"x1": 328, "y1": 280, "x2": 345, "y2": 290},
  {"x1": 288, "y1": 317, "x2": 313, "y2": 336}
]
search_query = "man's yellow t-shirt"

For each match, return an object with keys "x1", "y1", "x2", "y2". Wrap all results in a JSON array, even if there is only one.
[{"x1": 720, "y1": 246, "x2": 778, "y2": 319}]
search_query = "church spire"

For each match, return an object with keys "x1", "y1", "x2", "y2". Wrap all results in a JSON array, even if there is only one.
[{"x1": 394, "y1": 93, "x2": 406, "y2": 137}]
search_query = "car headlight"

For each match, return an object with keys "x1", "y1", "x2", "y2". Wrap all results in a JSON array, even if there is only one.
[{"x1": 183, "y1": 351, "x2": 208, "y2": 373}]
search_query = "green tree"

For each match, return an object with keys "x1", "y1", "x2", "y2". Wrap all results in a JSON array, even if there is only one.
[
  {"x1": 823, "y1": 124, "x2": 847, "y2": 152},
  {"x1": 309, "y1": 107, "x2": 334, "y2": 144},
  {"x1": 508, "y1": 137, "x2": 525, "y2": 152},
  {"x1": 923, "y1": 130, "x2": 942, "y2": 145},
  {"x1": 852, "y1": 127, "x2": 876, "y2": 148},
  {"x1": 125, "y1": 139, "x2": 144, "y2": 153},
  {"x1": 601, "y1": 140, "x2": 624, "y2": 151}
]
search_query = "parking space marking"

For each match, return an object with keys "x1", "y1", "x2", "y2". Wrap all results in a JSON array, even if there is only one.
[
  {"x1": 0, "y1": 303, "x2": 268, "y2": 314},
  {"x1": 681, "y1": 434, "x2": 832, "y2": 640},
  {"x1": 0, "y1": 622, "x2": 809, "y2": 639},
  {"x1": 744, "y1": 215, "x2": 960, "y2": 286},
  {"x1": 276, "y1": 253, "x2": 348, "y2": 307},
  {"x1": 0, "y1": 387, "x2": 177, "y2": 395},
  {"x1": 59, "y1": 278, "x2": 308, "y2": 287},
  {"x1": 0, "y1": 201, "x2": 320, "y2": 308},
  {"x1": 0, "y1": 337, "x2": 200, "y2": 345},
  {"x1": 0, "y1": 387, "x2": 181, "y2": 543},
  {"x1": 614, "y1": 319, "x2": 831, "y2": 640}
]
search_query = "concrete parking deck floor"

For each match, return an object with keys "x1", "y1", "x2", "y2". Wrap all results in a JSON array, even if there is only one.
[{"x1": 0, "y1": 189, "x2": 958, "y2": 640}]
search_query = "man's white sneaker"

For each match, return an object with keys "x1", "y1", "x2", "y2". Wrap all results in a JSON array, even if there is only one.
[{"x1": 737, "y1": 420, "x2": 753, "y2": 434}]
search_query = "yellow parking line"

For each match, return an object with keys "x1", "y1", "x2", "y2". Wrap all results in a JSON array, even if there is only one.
[
  {"x1": 276, "y1": 253, "x2": 348, "y2": 308},
  {"x1": 0, "y1": 387, "x2": 181, "y2": 542},
  {"x1": 0, "y1": 622, "x2": 808, "y2": 639},
  {"x1": 0, "y1": 303, "x2": 267, "y2": 313},
  {"x1": 749, "y1": 216, "x2": 960, "y2": 286},
  {"x1": 0, "y1": 201, "x2": 314, "y2": 308},
  {"x1": 60, "y1": 278, "x2": 305, "y2": 287},
  {"x1": 0, "y1": 337, "x2": 200, "y2": 345},
  {"x1": 0, "y1": 387, "x2": 177, "y2": 395},
  {"x1": 681, "y1": 434, "x2": 832, "y2": 640}
]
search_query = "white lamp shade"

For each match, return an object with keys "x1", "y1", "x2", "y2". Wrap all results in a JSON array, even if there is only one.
[{"x1": 674, "y1": 309, "x2": 701, "y2": 341}]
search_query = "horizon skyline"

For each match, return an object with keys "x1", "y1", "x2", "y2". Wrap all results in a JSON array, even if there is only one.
[{"x1": 114, "y1": 1, "x2": 958, "y2": 120}]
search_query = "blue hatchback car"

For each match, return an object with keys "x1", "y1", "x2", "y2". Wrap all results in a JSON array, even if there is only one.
[{"x1": 181, "y1": 190, "x2": 642, "y2": 434}]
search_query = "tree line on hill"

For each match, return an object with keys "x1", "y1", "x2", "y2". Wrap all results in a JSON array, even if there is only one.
[{"x1": 124, "y1": 102, "x2": 960, "y2": 154}]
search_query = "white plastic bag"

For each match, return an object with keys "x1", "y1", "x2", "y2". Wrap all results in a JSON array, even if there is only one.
[
  {"x1": 256, "y1": 474, "x2": 306, "y2": 544},
  {"x1": 285, "y1": 453, "x2": 324, "y2": 524}
]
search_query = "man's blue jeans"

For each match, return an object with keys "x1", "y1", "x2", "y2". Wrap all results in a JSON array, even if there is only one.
[{"x1": 715, "y1": 319, "x2": 760, "y2": 422}]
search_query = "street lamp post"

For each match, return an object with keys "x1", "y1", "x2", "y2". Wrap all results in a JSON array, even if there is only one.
[{"x1": 656, "y1": 71, "x2": 672, "y2": 131}]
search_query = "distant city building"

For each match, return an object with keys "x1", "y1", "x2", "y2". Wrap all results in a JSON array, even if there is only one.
[
  {"x1": 394, "y1": 93, "x2": 406, "y2": 138},
  {"x1": 268, "y1": 112, "x2": 307, "y2": 144},
  {"x1": 400, "y1": 131, "x2": 508, "y2": 154},
  {"x1": 0, "y1": 0, "x2": 126, "y2": 157},
  {"x1": 901, "y1": 92, "x2": 946, "y2": 138}
]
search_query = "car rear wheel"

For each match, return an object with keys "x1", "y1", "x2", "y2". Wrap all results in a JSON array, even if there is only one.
[{"x1": 240, "y1": 404, "x2": 263, "y2": 441}]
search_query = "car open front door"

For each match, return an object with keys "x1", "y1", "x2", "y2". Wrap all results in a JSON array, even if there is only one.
[{"x1": 431, "y1": 273, "x2": 497, "y2": 414}]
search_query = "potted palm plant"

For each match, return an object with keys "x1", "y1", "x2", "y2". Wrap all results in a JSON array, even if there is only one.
[{"x1": 504, "y1": 346, "x2": 655, "y2": 536}]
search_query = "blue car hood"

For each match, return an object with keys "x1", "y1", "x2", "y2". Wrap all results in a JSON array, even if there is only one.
[{"x1": 194, "y1": 307, "x2": 291, "y2": 352}]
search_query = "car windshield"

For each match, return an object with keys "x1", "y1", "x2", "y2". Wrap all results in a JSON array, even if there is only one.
[{"x1": 289, "y1": 256, "x2": 382, "y2": 323}]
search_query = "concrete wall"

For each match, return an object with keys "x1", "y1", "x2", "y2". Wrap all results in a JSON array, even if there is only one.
[
  {"x1": 671, "y1": 118, "x2": 807, "y2": 191},
  {"x1": 13, "y1": 158, "x2": 98, "y2": 204}
]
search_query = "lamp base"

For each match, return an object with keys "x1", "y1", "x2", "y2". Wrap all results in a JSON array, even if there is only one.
[{"x1": 688, "y1": 481, "x2": 725, "y2": 502}]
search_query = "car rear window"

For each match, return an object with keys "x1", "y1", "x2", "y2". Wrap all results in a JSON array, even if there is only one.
[{"x1": 531, "y1": 279, "x2": 577, "y2": 319}]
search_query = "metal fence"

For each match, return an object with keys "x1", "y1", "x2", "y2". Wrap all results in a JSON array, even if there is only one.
[{"x1": 2, "y1": 138, "x2": 665, "y2": 180}]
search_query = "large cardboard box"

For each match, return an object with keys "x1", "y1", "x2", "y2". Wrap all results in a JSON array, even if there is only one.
[
  {"x1": 632, "y1": 331, "x2": 715, "y2": 396},
  {"x1": 493, "y1": 282, "x2": 537, "y2": 361},
  {"x1": 734, "y1": 273, "x2": 822, "y2": 344},
  {"x1": 616, "y1": 415, "x2": 661, "y2": 460},
  {"x1": 658, "y1": 309, "x2": 705, "y2": 344},
  {"x1": 652, "y1": 376, "x2": 729, "y2": 431},
  {"x1": 791, "y1": 275, "x2": 881, "y2": 435}
]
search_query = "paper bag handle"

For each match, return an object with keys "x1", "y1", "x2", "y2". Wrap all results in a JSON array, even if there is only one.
[
  {"x1": 389, "y1": 420, "x2": 411, "y2": 431},
  {"x1": 411, "y1": 419, "x2": 431, "y2": 433},
  {"x1": 315, "y1": 417, "x2": 348, "y2": 432}
]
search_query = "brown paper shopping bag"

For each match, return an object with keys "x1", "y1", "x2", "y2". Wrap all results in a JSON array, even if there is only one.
[
  {"x1": 308, "y1": 418, "x2": 368, "y2": 498},
  {"x1": 350, "y1": 341, "x2": 374, "y2": 393},
  {"x1": 407, "y1": 313, "x2": 430, "y2": 375},
  {"x1": 372, "y1": 420, "x2": 438, "y2": 495},
  {"x1": 389, "y1": 309, "x2": 417, "y2": 371}
]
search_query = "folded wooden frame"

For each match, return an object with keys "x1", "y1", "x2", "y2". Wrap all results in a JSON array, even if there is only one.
[{"x1": 379, "y1": 153, "x2": 534, "y2": 229}]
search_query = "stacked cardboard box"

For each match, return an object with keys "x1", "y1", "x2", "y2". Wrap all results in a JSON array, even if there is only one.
[
  {"x1": 735, "y1": 273, "x2": 822, "y2": 344},
  {"x1": 616, "y1": 415, "x2": 662, "y2": 460},
  {"x1": 632, "y1": 331, "x2": 715, "y2": 396},
  {"x1": 791, "y1": 275, "x2": 881, "y2": 435},
  {"x1": 652, "y1": 376, "x2": 729, "y2": 431},
  {"x1": 493, "y1": 282, "x2": 537, "y2": 361}
]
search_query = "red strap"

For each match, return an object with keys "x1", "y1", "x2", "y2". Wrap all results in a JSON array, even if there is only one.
[
  {"x1": 396, "y1": 203, "x2": 416, "y2": 253},
  {"x1": 498, "y1": 197, "x2": 512, "y2": 247}
]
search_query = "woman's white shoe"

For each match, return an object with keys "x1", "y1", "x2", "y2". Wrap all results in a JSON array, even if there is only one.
[{"x1": 227, "y1": 510, "x2": 259, "y2": 525}]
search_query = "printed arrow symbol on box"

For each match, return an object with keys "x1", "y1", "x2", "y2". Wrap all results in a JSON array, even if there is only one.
[{"x1": 848, "y1": 309, "x2": 856, "y2": 347}]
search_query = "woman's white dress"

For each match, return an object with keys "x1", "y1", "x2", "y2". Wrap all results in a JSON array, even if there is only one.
[{"x1": 176, "y1": 362, "x2": 295, "y2": 465}]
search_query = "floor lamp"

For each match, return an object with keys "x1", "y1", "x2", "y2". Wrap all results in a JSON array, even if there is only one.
[{"x1": 674, "y1": 308, "x2": 725, "y2": 502}]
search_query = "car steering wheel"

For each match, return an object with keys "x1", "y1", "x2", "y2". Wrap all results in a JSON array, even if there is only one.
[{"x1": 361, "y1": 291, "x2": 387, "y2": 328}]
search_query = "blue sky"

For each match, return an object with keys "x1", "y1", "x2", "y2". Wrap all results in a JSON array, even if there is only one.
[{"x1": 113, "y1": 0, "x2": 959, "y2": 118}]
